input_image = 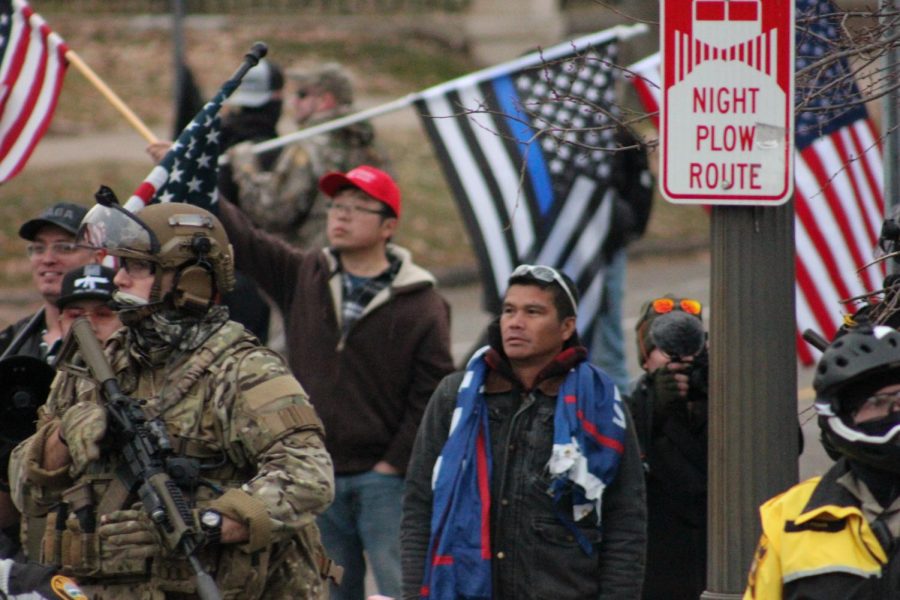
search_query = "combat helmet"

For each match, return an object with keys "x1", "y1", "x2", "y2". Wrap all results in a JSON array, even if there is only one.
[
  {"x1": 79, "y1": 187, "x2": 235, "y2": 316},
  {"x1": 813, "y1": 322, "x2": 900, "y2": 473}
]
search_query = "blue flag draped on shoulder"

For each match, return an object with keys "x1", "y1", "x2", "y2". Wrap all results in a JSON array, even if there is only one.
[
  {"x1": 415, "y1": 28, "x2": 625, "y2": 338},
  {"x1": 123, "y1": 77, "x2": 240, "y2": 214}
]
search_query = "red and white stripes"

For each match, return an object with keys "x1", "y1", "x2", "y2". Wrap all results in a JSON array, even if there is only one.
[
  {"x1": 793, "y1": 118, "x2": 884, "y2": 364},
  {"x1": 672, "y1": 28, "x2": 776, "y2": 84},
  {"x1": 0, "y1": 0, "x2": 68, "y2": 182}
]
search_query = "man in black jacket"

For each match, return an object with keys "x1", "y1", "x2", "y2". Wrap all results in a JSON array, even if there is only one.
[
  {"x1": 627, "y1": 295, "x2": 708, "y2": 600},
  {"x1": 0, "y1": 201, "x2": 98, "y2": 555},
  {"x1": 402, "y1": 264, "x2": 646, "y2": 600},
  {"x1": 0, "y1": 202, "x2": 97, "y2": 362}
]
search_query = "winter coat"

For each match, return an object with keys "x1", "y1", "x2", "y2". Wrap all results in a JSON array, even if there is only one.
[
  {"x1": 745, "y1": 458, "x2": 900, "y2": 599},
  {"x1": 402, "y1": 365, "x2": 647, "y2": 600},
  {"x1": 627, "y1": 376, "x2": 708, "y2": 600}
]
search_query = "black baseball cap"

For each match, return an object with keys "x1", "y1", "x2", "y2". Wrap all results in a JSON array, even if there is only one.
[
  {"x1": 19, "y1": 202, "x2": 88, "y2": 241},
  {"x1": 56, "y1": 264, "x2": 117, "y2": 309}
]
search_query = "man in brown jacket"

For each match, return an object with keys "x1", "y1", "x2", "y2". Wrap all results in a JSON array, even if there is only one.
[{"x1": 217, "y1": 165, "x2": 453, "y2": 600}]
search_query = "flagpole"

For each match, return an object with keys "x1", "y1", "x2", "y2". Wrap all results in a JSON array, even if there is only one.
[
  {"x1": 237, "y1": 94, "x2": 421, "y2": 159},
  {"x1": 64, "y1": 49, "x2": 159, "y2": 144},
  {"x1": 232, "y1": 22, "x2": 649, "y2": 161}
]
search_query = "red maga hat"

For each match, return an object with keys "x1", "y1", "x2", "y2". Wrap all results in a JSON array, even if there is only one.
[{"x1": 318, "y1": 165, "x2": 401, "y2": 218}]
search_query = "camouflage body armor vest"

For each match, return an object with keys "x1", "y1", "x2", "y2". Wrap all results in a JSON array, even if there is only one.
[{"x1": 39, "y1": 322, "x2": 330, "y2": 599}]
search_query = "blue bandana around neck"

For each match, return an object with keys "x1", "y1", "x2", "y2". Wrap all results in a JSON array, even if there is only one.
[{"x1": 420, "y1": 347, "x2": 627, "y2": 600}]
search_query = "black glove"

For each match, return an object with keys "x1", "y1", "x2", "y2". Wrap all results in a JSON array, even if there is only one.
[{"x1": 650, "y1": 366, "x2": 686, "y2": 418}]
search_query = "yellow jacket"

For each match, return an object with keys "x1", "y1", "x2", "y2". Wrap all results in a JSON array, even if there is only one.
[{"x1": 744, "y1": 460, "x2": 891, "y2": 600}]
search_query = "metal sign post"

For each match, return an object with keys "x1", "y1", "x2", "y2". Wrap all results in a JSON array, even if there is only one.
[{"x1": 660, "y1": 1, "x2": 799, "y2": 596}]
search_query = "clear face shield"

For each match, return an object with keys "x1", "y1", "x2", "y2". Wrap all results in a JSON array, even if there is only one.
[
  {"x1": 78, "y1": 200, "x2": 159, "y2": 260},
  {"x1": 78, "y1": 191, "x2": 165, "y2": 314}
]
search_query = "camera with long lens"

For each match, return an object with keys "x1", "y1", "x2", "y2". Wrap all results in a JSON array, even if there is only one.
[{"x1": 648, "y1": 311, "x2": 709, "y2": 402}]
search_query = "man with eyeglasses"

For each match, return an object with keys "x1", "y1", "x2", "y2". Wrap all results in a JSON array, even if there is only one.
[
  {"x1": 217, "y1": 164, "x2": 453, "y2": 600},
  {"x1": 745, "y1": 323, "x2": 900, "y2": 599},
  {"x1": 401, "y1": 264, "x2": 646, "y2": 600},
  {"x1": 0, "y1": 202, "x2": 98, "y2": 557},
  {"x1": 0, "y1": 202, "x2": 98, "y2": 364},
  {"x1": 628, "y1": 294, "x2": 709, "y2": 600}
]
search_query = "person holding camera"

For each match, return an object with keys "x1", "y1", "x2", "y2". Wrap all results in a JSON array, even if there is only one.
[{"x1": 627, "y1": 295, "x2": 708, "y2": 600}]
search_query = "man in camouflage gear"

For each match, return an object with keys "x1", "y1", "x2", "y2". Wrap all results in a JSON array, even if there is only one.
[
  {"x1": 9, "y1": 201, "x2": 336, "y2": 599},
  {"x1": 225, "y1": 62, "x2": 391, "y2": 249}
]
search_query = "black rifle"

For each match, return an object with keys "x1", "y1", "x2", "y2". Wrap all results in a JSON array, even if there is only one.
[{"x1": 68, "y1": 318, "x2": 221, "y2": 600}]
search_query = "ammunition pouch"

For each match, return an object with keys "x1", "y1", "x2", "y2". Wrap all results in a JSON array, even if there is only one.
[{"x1": 215, "y1": 544, "x2": 271, "y2": 600}]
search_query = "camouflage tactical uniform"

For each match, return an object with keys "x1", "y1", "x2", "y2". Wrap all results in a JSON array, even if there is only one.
[
  {"x1": 10, "y1": 312, "x2": 335, "y2": 600},
  {"x1": 227, "y1": 108, "x2": 390, "y2": 249}
]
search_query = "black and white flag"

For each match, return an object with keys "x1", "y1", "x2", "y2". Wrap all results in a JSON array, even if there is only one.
[{"x1": 415, "y1": 28, "x2": 624, "y2": 338}]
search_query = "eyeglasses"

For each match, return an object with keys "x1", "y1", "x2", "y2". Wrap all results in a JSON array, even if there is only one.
[
  {"x1": 120, "y1": 257, "x2": 156, "y2": 278},
  {"x1": 26, "y1": 242, "x2": 84, "y2": 257},
  {"x1": 860, "y1": 391, "x2": 900, "y2": 414},
  {"x1": 510, "y1": 264, "x2": 578, "y2": 315},
  {"x1": 62, "y1": 305, "x2": 117, "y2": 320},
  {"x1": 649, "y1": 297, "x2": 703, "y2": 316},
  {"x1": 325, "y1": 200, "x2": 388, "y2": 217}
]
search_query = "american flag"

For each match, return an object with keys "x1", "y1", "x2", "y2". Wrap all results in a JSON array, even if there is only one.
[
  {"x1": 792, "y1": 0, "x2": 884, "y2": 364},
  {"x1": 628, "y1": 54, "x2": 661, "y2": 130},
  {"x1": 415, "y1": 29, "x2": 623, "y2": 340},
  {"x1": 123, "y1": 77, "x2": 240, "y2": 213},
  {"x1": 0, "y1": 0, "x2": 68, "y2": 183},
  {"x1": 628, "y1": 0, "x2": 884, "y2": 365}
]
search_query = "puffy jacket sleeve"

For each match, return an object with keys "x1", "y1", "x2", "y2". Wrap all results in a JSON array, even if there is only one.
[
  {"x1": 596, "y1": 406, "x2": 647, "y2": 599},
  {"x1": 743, "y1": 530, "x2": 782, "y2": 600},
  {"x1": 400, "y1": 372, "x2": 461, "y2": 600},
  {"x1": 217, "y1": 193, "x2": 308, "y2": 313},
  {"x1": 209, "y1": 346, "x2": 334, "y2": 553},
  {"x1": 743, "y1": 493, "x2": 787, "y2": 600}
]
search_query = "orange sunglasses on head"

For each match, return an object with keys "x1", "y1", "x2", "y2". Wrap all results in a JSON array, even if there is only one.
[{"x1": 650, "y1": 297, "x2": 703, "y2": 316}]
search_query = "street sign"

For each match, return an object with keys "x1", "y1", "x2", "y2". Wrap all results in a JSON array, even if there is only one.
[{"x1": 661, "y1": 0, "x2": 794, "y2": 205}]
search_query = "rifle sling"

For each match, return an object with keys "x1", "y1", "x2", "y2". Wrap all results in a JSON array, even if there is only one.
[{"x1": 96, "y1": 469, "x2": 134, "y2": 516}]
